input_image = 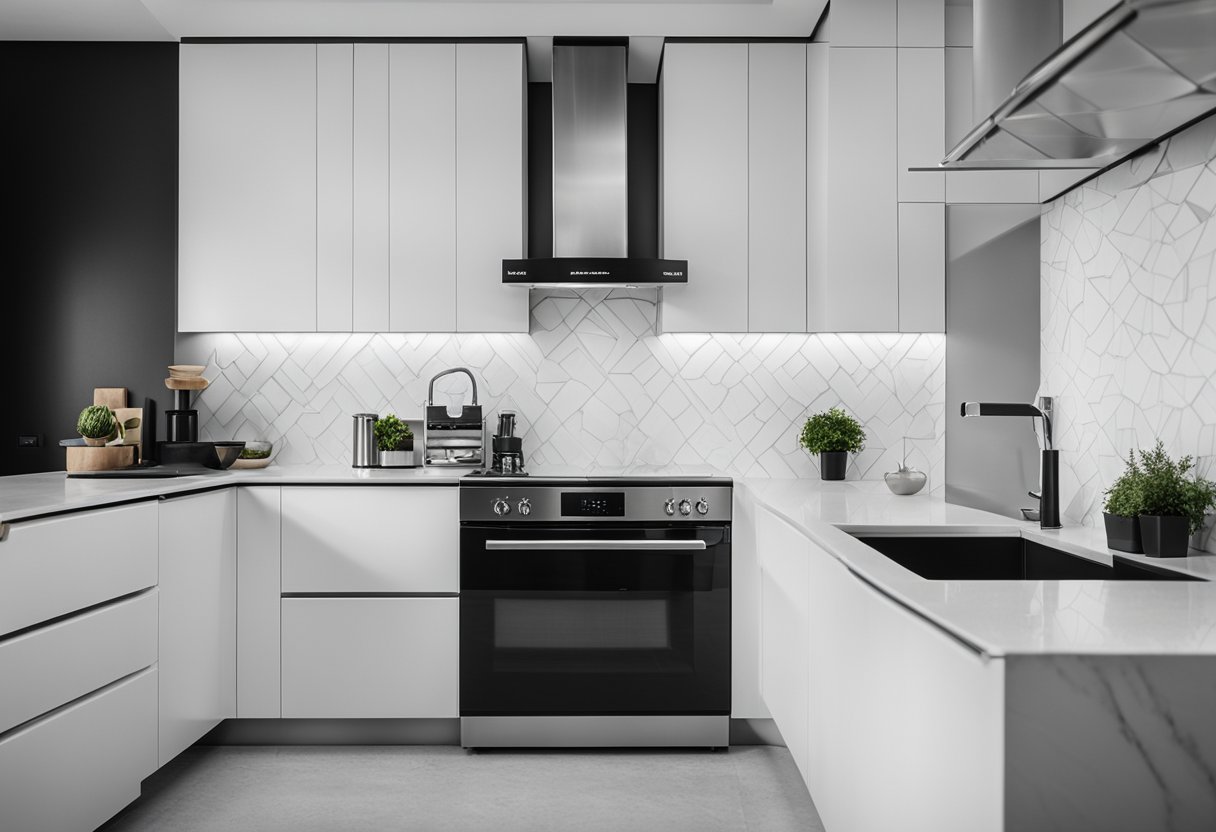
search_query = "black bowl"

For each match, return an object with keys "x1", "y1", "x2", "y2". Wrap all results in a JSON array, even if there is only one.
[{"x1": 159, "y1": 441, "x2": 246, "y2": 470}]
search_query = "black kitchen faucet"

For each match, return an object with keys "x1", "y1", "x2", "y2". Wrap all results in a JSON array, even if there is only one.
[{"x1": 960, "y1": 399, "x2": 1061, "y2": 529}]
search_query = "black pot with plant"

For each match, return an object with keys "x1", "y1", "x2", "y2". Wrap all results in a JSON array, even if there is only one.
[
  {"x1": 799, "y1": 407, "x2": 865, "y2": 481},
  {"x1": 1102, "y1": 450, "x2": 1144, "y2": 553},
  {"x1": 374, "y1": 414, "x2": 414, "y2": 467},
  {"x1": 1134, "y1": 441, "x2": 1216, "y2": 558}
]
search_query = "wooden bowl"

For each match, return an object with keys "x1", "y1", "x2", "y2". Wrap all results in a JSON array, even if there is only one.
[{"x1": 168, "y1": 364, "x2": 206, "y2": 379}]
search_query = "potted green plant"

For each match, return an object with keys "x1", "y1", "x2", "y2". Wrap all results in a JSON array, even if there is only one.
[
  {"x1": 1135, "y1": 441, "x2": 1216, "y2": 558},
  {"x1": 799, "y1": 407, "x2": 865, "y2": 481},
  {"x1": 374, "y1": 414, "x2": 414, "y2": 467},
  {"x1": 1102, "y1": 450, "x2": 1144, "y2": 553},
  {"x1": 76, "y1": 405, "x2": 118, "y2": 447}
]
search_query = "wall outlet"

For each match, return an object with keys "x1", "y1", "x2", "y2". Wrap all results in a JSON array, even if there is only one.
[{"x1": 17, "y1": 434, "x2": 41, "y2": 448}]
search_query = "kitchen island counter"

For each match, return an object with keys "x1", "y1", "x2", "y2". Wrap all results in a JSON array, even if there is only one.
[
  {"x1": 739, "y1": 478, "x2": 1216, "y2": 832},
  {"x1": 740, "y1": 478, "x2": 1216, "y2": 657}
]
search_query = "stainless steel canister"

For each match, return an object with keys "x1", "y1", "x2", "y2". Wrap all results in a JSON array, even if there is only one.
[{"x1": 352, "y1": 413, "x2": 379, "y2": 468}]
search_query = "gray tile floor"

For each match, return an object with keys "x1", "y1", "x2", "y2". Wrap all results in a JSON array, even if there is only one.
[{"x1": 99, "y1": 745, "x2": 825, "y2": 832}]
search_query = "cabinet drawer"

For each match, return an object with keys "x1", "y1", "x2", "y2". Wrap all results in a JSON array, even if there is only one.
[
  {"x1": 281, "y1": 487, "x2": 458, "y2": 592},
  {"x1": 0, "y1": 667, "x2": 157, "y2": 832},
  {"x1": 281, "y1": 597, "x2": 458, "y2": 718},
  {"x1": 0, "y1": 502, "x2": 158, "y2": 636},
  {"x1": 0, "y1": 590, "x2": 157, "y2": 735}
]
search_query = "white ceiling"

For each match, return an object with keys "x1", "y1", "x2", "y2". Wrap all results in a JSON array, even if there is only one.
[{"x1": 0, "y1": 0, "x2": 827, "y2": 41}]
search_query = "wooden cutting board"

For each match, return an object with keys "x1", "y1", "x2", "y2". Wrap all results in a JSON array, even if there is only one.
[
  {"x1": 66, "y1": 445, "x2": 137, "y2": 472},
  {"x1": 93, "y1": 387, "x2": 128, "y2": 409}
]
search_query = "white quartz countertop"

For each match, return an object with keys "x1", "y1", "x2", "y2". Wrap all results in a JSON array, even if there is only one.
[
  {"x1": 740, "y1": 479, "x2": 1216, "y2": 657},
  {"x1": 0, "y1": 464, "x2": 462, "y2": 523}
]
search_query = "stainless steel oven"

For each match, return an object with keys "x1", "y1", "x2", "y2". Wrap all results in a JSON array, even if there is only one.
[{"x1": 459, "y1": 478, "x2": 732, "y2": 748}]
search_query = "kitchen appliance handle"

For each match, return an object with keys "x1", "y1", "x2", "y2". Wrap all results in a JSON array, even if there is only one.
[
  {"x1": 485, "y1": 539, "x2": 707, "y2": 551},
  {"x1": 427, "y1": 367, "x2": 478, "y2": 406}
]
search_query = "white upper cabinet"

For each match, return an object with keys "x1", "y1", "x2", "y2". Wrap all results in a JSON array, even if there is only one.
[
  {"x1": 179, "y1": 41, "x2": 526, "y2": 334},
  {"x1": 831, "y1": 0, "x2": 898, "y2": 46},
  {"x1": 660, "y1": 42, "x2": 751, "y2": 333},
  {"x1": 821, "y1": 47, "x2": 899, "y2": 332},
  {"x1": 317, "y1": 44, "x2": 355, "y2": 332},
  {"x1": 179, "y1": 43, "x2": 318, "y2": 332},
  {"x1": 897, "y1": 47, "x2": 945, "y2": 202},
  {"x1": 390, "y1": 43, "x2": 457, "y2": 332},
  {"x1": 455, "y1": 42, "x2": 528, "y2": 333},
  {"x1": 898, "y1": 202, "x2": 946, "y2": 332},
  {"x1": 748, "y1": 44, "x2": 808, "y2": 333},
  {"x1": 898, "y1": 0, "x2": 945, "y2": 46},
  {"x1": 353, "y1": 44, "x2": 391, "y2": 332}
]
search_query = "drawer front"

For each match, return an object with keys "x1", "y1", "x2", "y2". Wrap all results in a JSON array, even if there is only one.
[
  {"x1": 0, "y1": 590, "x2": 157, "y2": 735},
  {"x1": 0, "y1": 667, "x2": 157, "y2": 832},
  {"x1": 281, "y1": 486, "x2": 458, "y2": 592},
  {"x1": 0, "y1": 501, "x2": 158, "y2": 636},
  {"x1": 281, "y1": 597, "x2": 458, "y2": 718}
]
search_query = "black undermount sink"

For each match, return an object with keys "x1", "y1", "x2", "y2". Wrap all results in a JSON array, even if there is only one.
[{"x1": 854, "y1": 536, "x2": 1202, "y2": 582}]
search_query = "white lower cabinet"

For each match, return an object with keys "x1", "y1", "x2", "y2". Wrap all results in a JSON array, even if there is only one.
[
  {"x1": 159, "y1": 490, "x2": 237, "y2": 766},
  {"x1": 0, "y1": 501, "x2": 158, "y2": 637},
  {"x1": 281, "y1": 597, "x2": 459, "y2": 718},
  {"x1": 0, "y1": 667, "x2": 157, "y2": 832},
  {"x1": 754, "y1": 503, "x2": 1005, "y2": 832},
  {"x1": 281, "y1": 486, "x2": 458, "y2": 593},
  {"x1": 237, "y1": 487, "x2": 282, "y2": 718},
  {"x1": 756, "y1": 508, "x2": 811, "y2": 776},
  {"x1": 0, "y1": 590, "x2": 157, "y2": 735}
]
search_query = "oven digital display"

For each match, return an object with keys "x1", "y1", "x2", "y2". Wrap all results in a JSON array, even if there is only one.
[{"x1": 560, "y1": 492, "x2": 625, "y2": 517}]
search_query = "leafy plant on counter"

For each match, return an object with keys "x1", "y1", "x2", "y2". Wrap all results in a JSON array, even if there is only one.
[
  {"x1": 1135, "y1": 440, "x2": 1216, "y2": 535},
  {"x1": 1102, "y1": 450, "x2": 1143, "y2": 518},
  {"x1": 76, "y1": 405, "x2": 117, "y2": 440},
  {"x1": 374, "y1": 414, "x2": 414, "y2": 452},
  {"x1": 799, "y1": 407, "x2": 866, "y2": 454},
  {"x1": 239, "y1": 448, "x2": 272, "y2": 460}
]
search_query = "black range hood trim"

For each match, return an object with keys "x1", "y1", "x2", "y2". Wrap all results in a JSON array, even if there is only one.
[{"x1": 503, "y1": 257, "x2": 688, "y2": 288}]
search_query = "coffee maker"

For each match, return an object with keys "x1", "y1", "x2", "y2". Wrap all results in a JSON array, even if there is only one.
[{"x1": 491, "y1": 411, "x2": 525, "y2": 475}]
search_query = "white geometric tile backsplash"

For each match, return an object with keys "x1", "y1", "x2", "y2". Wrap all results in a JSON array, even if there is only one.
[
  {"x1": 177, "y1": 290, "x2": 945, "y2": 483},
  {"x1": 1041, "y1": 114, "x2": 1216, "y2": 549}
]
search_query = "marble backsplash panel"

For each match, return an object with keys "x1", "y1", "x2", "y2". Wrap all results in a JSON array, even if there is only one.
[
  {"x1": 1041, "y1": 114, "x2": 1216, "y2": 548},
  {"x1": 177, "y1": 290, "x2": 945, "y2": 483}
]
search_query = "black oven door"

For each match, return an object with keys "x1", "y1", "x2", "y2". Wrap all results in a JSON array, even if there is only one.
[{"x1": 460, "y1": 524, "x2": 730, "y2": 717}]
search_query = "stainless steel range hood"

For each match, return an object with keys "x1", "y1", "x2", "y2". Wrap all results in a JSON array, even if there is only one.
[
  {"x1": 503, "y1": 43, "x2": 687, "y2": 289},
  {"x1": 938, "y1": 0, "x2": 1216, "y2": 171}
]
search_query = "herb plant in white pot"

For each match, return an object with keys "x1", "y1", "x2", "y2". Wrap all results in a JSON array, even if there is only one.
[{"x1": 374, "y1": 414, "x2": 414, "y2": 468}]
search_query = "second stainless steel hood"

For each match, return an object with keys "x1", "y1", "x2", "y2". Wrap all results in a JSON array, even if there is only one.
[
  {"x1": 938, "y1": 0, "x2": 1216, "y2": 171},
  {"x1": 503, "y1": 42, "x2": 687, "y2": 289}
]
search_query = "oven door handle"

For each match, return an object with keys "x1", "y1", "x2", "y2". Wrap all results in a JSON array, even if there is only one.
[{"x1": 484, "y1": 539, "x2": 708, "y2": 551}]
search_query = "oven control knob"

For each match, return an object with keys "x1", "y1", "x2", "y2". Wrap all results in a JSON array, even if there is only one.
[
  {"x1": 664, "y1": 498, "x2": 676, "y2": 516},
  {"x1": 678, "y1": 499, "x2": 692, "y2": 516},
  {"x1": 492, "y1": 498, "x2": 511, "y2": 516},
  {"x1": 696, "y1": 498, "x2": 709, "y2": 515},
  {"x1": 517, "y1": 498, "x2": 532, "y2": 516}
]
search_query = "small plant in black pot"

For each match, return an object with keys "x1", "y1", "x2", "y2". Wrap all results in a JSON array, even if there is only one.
[
  {"x1": 800, "y1": 407, "x2": 865, "y2": 481},
  {"x1": 1134, "y1": 441, "x2": 1216, "y2": 558},
  {"x1": 374, "y1": 414, "x2": 414, "y2": 468},
  {"x1": 1102, "y1": 451, "x2": 1144, "y2": 553}
]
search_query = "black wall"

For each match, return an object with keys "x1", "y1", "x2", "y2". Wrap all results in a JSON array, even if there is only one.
[{"x1": 0, "y1": 43, "x2": 178, "y2": 475}]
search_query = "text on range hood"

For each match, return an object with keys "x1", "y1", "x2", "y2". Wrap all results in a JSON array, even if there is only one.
[
  {"x1": 503, "y1": 42, "x2": 688, "y2": 289},
  {"x1": 936, "y1": 0, "x2": 1216, "y2": 171}
]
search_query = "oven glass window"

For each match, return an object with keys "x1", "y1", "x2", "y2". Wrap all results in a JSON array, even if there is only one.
[{"x1": 494, "y1": 598, "x2": 670, "y2": 650}]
